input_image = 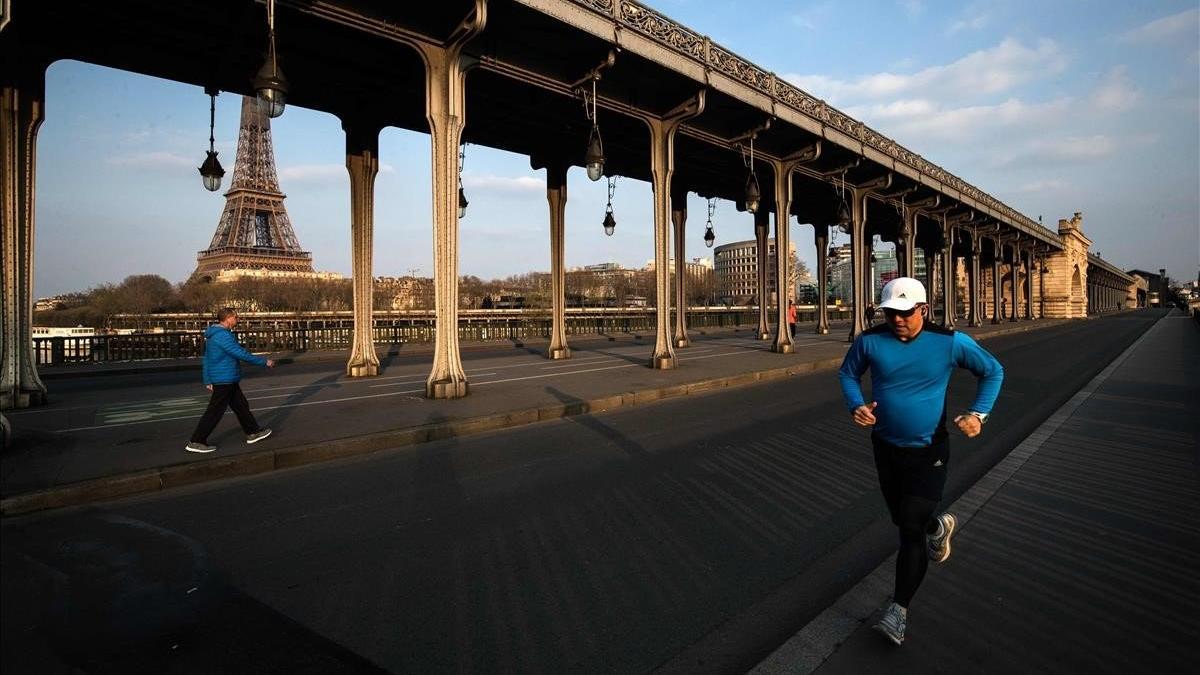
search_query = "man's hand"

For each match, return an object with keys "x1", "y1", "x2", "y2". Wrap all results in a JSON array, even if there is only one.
[
  {"x1": 266, "y1": 359, "x2": 276, "y2": 368},
  {"x1": 206, "y1": 384, "x2": 213, "y2": 392},
  {"x1": 852, "y1": 402, "x2": 878, "y2": 427},
  {"x1": 954, "y1": 414, "x2": 982, "y2": 438}
]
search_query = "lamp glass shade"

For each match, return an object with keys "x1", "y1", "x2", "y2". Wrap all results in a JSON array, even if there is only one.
[
  {"x1": 254, "y1": 59, "x2": 289, "y2": 119},
  {"x1": 744, "y1": 171, "x2": 760, "y2": 214},
  {"x1": 458, "y1": 187, "x2": 469, "y2": 219},
  {"x1": 198, "y1": 151, "x2": 225, "y2": 192},
  {"x1": 602, "y1": 211, "x2": 616, "y2": 236},
  {"x1": 704, "y1": 227, "x2": 715, "y2": 248},
  {"x1": 835, "y1": 199, "x2": 851, "y2": 229},
  {"x1": 585, "y1": 127, "x2": 605, "y2": 181}
]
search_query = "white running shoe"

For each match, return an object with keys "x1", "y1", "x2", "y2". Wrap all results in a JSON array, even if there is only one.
[
  {"x1": 246, "y1": 428, "x2": 273, "y2": 444},
  {"x1": 185, "y1": 442, "x2": 216, "y2": 453},
  {"x1": 927, "y1": 512, "x2": 958, "y2": 563},
  {"x1": 873, "y1": 602, "x2": 906, "y2": 646}
]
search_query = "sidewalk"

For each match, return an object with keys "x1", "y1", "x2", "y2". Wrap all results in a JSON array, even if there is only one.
[
  {"x1": 753, "y1": 309, "x2": 1199, "y2": 674},
  {"x1": 2, "y1": 318, "x2": 1069, "y2": 516}
]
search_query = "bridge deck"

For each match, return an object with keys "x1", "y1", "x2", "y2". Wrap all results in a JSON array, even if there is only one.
[{"x1": 4, "y1": 319, "x2": 1068, "y2": 512}]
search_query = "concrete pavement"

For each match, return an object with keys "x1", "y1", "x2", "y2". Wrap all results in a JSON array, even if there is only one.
[
  {"x1": 2, "y1": 318, "x2": 1066, "y2": 515},
  {"x1": 753, "y1": 308, "x2": 1199, "y2": 674},
  {"x1": 0, "y1": 312, "x2": 1164, "y2": 674}
]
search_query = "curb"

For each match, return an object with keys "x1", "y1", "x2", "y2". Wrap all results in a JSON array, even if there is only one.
[
  {"x1": 0, "y1": 319, "x2": 1057, "y2": 517},
  {"x1": 1, "y1": 355, "x2": 843, "y2": 517}
]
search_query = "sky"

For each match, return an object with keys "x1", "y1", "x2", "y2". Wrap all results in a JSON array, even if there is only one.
[{"x1": 33, "y1": 0, "x2": 1200, "y2": 297}]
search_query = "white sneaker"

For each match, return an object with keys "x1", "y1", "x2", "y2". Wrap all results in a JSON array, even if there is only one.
[
  {"x1": 927, "y1": 512, "x2": 958, "y2": 563},
  {"x1": 872, "y1": 602, "x2": 906, "y2": 646},
  {"x1": 185, "y1": 442, "x2": 216, "y2": 453},
  {"x1": 246, "y1": 428, "x2": 273, "y2": 444}
]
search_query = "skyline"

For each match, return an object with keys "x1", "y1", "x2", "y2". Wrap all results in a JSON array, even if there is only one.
[{"x1": 32, "y1": 1, "x2": 1200, "y2": 297}]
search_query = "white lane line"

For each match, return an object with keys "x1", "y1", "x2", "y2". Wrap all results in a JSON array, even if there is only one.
[
  {"x1": 368, "y1": 373, "x2": 497, "y2": 389},
  {"x1": 45, "y1": 344, "x2": 823, "y2": 431},
  {"x1": 55, "y1": 387, "x2": 428, "y2": 432}
]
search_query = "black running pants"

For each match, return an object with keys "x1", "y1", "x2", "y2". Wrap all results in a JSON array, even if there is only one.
[
  {"x1": 872, "y1": 434, "x2": 949, "y2": 607},
  {"x1": 190, "y1": 382, "x2": 260, "y2": 444}
]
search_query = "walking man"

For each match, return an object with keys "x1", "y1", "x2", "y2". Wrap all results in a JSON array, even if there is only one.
[
  {"x1": 185, "y1": 308, "x2": 275, "y2": 453},
  {"x1": 838, "y1": 277, "x2": 1003, "y2": 645}
]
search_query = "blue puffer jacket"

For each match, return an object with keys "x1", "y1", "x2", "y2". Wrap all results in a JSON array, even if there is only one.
[{"x1": 202, "y1": 324, "x2": 267, "y2": 385}]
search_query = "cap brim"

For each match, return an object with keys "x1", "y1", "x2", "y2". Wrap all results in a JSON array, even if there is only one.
[{"x1": 878, "y1": 298, "x2": 918, "y2": 311}]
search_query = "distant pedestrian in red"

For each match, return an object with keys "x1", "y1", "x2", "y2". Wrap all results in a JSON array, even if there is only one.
[{"x1": 787, "y1": 299, "x2": 798, "y2": 337}]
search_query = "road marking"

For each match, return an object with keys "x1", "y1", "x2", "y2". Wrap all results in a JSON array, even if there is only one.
[{"x1": 368, "y1": 373, "x2": 497, "y2": 389}]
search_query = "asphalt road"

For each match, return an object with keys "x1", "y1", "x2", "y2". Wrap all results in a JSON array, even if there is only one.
[{"x1": 0, "y1": 312, "x2": 1161, "y2": 674}]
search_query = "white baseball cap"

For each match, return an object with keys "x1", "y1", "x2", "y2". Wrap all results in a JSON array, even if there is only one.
[{"x1": 878, "y1": 277, "x2": 927, "y2": 311}]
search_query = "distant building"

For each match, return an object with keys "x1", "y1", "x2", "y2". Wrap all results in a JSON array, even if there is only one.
[
  {"x1": 34, "y1": 297, "x2": 65, "y2": 312},
  {"x1": 212, "y1": 268, "x2": 345, "y2": 283},
  {"x1": 713, "y1": 238, "x2": 795, "y2": 305}
]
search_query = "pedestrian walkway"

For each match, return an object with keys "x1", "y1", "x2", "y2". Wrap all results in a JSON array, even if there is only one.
[
  {"x1": 753, "y1": 309, "x2": 1199, "y2": 674},
  {"x1": 2, "y1": 318, "x2": 1067, "y2": 515}
]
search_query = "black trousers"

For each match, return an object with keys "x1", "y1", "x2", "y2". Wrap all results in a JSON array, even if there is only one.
[
  {"x1": 872, "y1": 433, "x2": 949, "y2": 607},
  {"x1": 789, "y1": 322, "x2": 796, "y2": 337},
  {"x1": 190, "y1": 382, "x2": 260, "y2": 444}
]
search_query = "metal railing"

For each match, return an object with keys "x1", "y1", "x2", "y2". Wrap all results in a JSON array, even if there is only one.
[{"x1": 35, "y1": 307, "x2": 854, "y2": 366}]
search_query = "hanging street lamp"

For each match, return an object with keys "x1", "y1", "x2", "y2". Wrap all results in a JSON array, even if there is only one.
[
  {"x1": 743, "y1": 136, "x2": 760, "y2": 213},
  {"x1": 835, "y1": 171, "x2": 851, "y2": 232},
  {"x1": 603, "y1": 176, "x2": 617, "y2": 236},
  {"x1": 458, "y1": 143, "x2": 469, "y2": 219},
  {"x1": 703, "y1": 196, "x2": 716, "y2": 248},
  {"x1": 254, "y1": 0, "x2": 288, "y2": 118},
  {"x1": 584, "y1": 78, "x2": 605, "y2": 181},
  {"x1": 198, "y1": 88, "x2": 225, "y2": 192}
]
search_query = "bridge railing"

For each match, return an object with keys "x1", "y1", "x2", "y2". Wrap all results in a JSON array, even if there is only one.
[{"x1": 34, "y1": 307, "x2": 853, "y2": 367}]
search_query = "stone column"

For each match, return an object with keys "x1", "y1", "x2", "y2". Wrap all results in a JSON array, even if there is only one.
[
  {"x1": 847, "y1": 175, "x2": 892, "y2": 340},
  {"x1": 1024, "y1": 249, "x2": 1035, "y2": 320},
  {"x1": 1, "y1": 77, "x2": 48, "y2": 413},
  {"x1": 990, "y1": 239, "x2": 1002, "y2": 324},
  {"x1": 646, "y1": 93, "x2": 704, "y2": 369},
  {"x1": 941, "y1": 228, "x2": 956, "y2": 328},
  {"x1": 1008, "y1": 246, "x2": 1018, "y2": 322},
  {"x1": 849, "y1": 192, "x2": 868, "y2": 340},
  {"x1": 546, "y1": 163, "x2": 570, "y2": 359},
  {"x1": 344, "y1": 122, "x2": 381, "y2": 377},
  {"x1": 898, "y1": 209, "x2": 917, "y2": 278},
  {"x1": 754, "y1": 208, "x2": 770, "y2": 340},
  {"x1": 771, "y1": 163, "x2": 794, "y2": 354},
  {"x1": 671, "y1": 187, "x2": 690, "y2": 348},
  {"x1": 415, "y1": 19, "x2": 483, "y2": 398},
  {"x1": 922, "y1": 246, "x2": 938, "y2": 320},
  {"x1": 814, "y1": 224, "x2": 830, "y2": 334},
  {"x1": 968, "y1": 234, "x2": 983, "y2": 326}
]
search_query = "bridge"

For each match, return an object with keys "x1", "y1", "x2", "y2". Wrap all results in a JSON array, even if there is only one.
[
  {"x1": 2, "y1": 0, "x2": 1139, "y2": 421},
  {"x1": 3, "y1": 3, "x2": 1192, "y2": 673}
]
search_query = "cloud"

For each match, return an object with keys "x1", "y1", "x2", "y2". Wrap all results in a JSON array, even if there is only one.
[
  {"x1": 278, "y1": 163, "x2": 347, "y2": 186},
  {"x1": 784, "y1": 38, "x2": 1066, "y2": 104},
  {"x1": 1090, "y1": 66, "x2": 1139, "y2": 111},
  {"x1": 992, "y1": 135, "x2": 1118, "y2": 167},
  {"x1": 791, "y1": 2, "x2": 834, "y2": 31},
  {"x1": 1119, "y1": 8, "x2": 1199, "y2": 44},
  {"x1": 845, "y1": 97, "x2": 1071, "y2": 143},
  {"x1": 898, "y1": 0, "x2": 924, "y2": 17},
  {"x1": 461, "y1": 173, "x2": 543, "y2": 195},
  {"x1": 947, "y1": 10, "x2": 989, "y2": 35},
  {"x1": 107, "y1": 151, "x2": 194, "y2": 170},
  {"x1": 1012, "y1": 179, "x2": 1067, "y2": 193}
]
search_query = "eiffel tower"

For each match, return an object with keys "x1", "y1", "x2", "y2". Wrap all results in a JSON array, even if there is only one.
[{"x1": 194, "y1": 96, "x2": 313, "y2": 280}]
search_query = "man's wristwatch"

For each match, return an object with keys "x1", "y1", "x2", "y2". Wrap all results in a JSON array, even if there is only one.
[{"x1": 967, "y1": 411, "x2": 988, "y2": 425}]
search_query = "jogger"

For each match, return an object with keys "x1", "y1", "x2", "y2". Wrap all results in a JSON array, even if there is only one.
[{"x1": 838, "y1": 277, "x2": 1003, "y2": 645}]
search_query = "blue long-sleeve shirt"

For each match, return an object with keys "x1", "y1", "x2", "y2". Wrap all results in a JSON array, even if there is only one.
[
  {"x1": 838, "y1": 323, "x2": 1004, "y2": 447},
  {"x1": 202, "y1": 324, "x2": 267, "y2": 385}
]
